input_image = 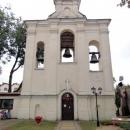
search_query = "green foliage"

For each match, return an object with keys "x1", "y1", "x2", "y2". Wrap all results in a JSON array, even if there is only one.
[
  {"x1": 79, "y1": 121, "x2": 96, "y2": 130},
  {"x1": 115, "y1": 89, "x2": 121, "y2": 108},
  {"x1": 118, "y1": 0, "x2": 130, "y2": 8},
  {"x1": 8, "y1": 120, "x2": 57, "y2": 130},
  {"x1": 8, "y1": 21, "x2": 26, "y2": 92},
  {"x1": 0, "y1": 7, "x2": 15, "y2": 61},
  {"x1": 115, "y1": 87, "x2": 121, "y2": 116},
  {"x1": 118, "y1": 123, "x2": 130, "y2": 130},
  {"x1": 0, "y1": 6, "x2": 26, "y2": 66},
  {"x1": 124, "y1": 84, "x2": 130, "y2": 89},
  {"x1": 10, "y1": 21, "x2": 26, "y2": 67},
  {"x1": 0, "y1": 6, "x2": 26, "y2": 92}
]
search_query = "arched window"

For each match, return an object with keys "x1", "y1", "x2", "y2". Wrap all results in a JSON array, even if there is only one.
[
  {"x1": 60, "y1": 31, "x2": 74, "y2": 63},
  {"x1": 36, "y1": 42, "x2": 44, "y2": 69},
  {"x1": 89, "y1": 40, "x2": 100, "y2": 71}
]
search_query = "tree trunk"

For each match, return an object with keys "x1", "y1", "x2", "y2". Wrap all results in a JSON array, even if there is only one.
[
  {"x1": 8, "y1": 70, "x2": 13, "y2": 93},
  {"x1": 14, "y1": 81, "x2": 22, "y2": 92},
  {"x1": 8, "y1": 54, "x2": 19, "y2": 93}
]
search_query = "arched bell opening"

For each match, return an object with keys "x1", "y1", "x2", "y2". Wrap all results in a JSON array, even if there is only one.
[
  {"x1": 62, "y1": 92, "x2": 74, "y2": 120},
  {"x1": 89, "y1": 40, "x2": 100, "y2": 71},
  {"x1": 36, "y1": 41, "x2": 44, "y2": 69},
  {"x1": 60, "y1": 31, "x2": 74, "y2": 63}
]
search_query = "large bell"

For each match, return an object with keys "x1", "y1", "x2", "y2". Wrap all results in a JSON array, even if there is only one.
[
  {"x1": 90, "y1": 53, "x2": 99, "y2": 64},
  {"x1": 63, "y1": 48, "x2": 72, "y2": 58}
]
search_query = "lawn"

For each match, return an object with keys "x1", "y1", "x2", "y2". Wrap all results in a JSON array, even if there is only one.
[
  {"x1": 8, "y1": 120, "x2": 57, "y2": 130},
  {"x1": 79, "y1": 121, "x2": 96, "y2": 130},
  {"x1": 117, "y1": 122, "x2": 130, "y2": 130}
]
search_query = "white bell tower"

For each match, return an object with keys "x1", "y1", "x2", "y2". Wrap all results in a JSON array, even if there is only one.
[{"x1": 14, "y1": 0, "x2": 115, "y2": 121}]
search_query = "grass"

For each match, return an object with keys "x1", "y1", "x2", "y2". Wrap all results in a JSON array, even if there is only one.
[
  {"x1": 100, "y1": 120, "x2": 113, "y2": 125},
  {"x1": 7, "y1": 120, "x2": 57, "y2": 130},
  {"x1": 79, "y1": 121, "x2": 96, "y2": 130},
  {"x1": 80, "y1": 120, "x2": 130, "y2": 130},
  {"x1": 117, "y1": 122, "x2": 130, "y2": 130}
]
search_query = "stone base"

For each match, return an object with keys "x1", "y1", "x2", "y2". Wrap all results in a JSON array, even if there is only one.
[{"x1": 9, "y1": 94, "x2": 116, "y2": 121}]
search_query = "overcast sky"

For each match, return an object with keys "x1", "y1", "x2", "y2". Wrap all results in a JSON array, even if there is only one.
[{"x1": 0, "y1": 0, "x2": 130, "y2": 85}]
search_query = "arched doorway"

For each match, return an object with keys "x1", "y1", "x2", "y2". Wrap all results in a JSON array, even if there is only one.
[{"x1": 62, "y1": 93, "x2": 74, "y2": 120}]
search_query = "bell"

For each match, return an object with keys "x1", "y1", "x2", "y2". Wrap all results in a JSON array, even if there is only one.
[
  {"x1": 37, "y1": 55, "x2": 44, "y2": 63},
  {"x1": 36, "y1": 48, "x2": 44, "y2": 63},
  {"x1": 90, "y1": 53, "x2": 99, "y2": 64},
  {"x1": 63, "y1": 48, "x2": 72, "y2": 58}
]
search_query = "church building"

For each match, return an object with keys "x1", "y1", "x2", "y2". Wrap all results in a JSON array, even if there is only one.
[{"x1": 6, "y1": 0, "x2": 115, "y2": 120}]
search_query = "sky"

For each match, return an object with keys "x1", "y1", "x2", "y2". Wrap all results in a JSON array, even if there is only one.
[{"x1": 0, "y1": 0, "x2": 130, "y2": 85}]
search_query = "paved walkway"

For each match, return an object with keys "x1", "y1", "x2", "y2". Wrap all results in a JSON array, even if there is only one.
[{"x1": 55, "y1": 121, "x2": 81, "y2": 130}]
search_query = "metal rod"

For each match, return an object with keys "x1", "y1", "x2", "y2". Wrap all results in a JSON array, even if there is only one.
[{"x1": 95, "y1": 93, "x2": 100, "y2": 127}]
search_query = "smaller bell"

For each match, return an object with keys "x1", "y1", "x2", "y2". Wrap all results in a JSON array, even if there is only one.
[
  {"x1": 36, "y1": 48, "x2": 44, "y2": 63},
  {"x1": 90, "y1": 52, "x2": 99, "y2": 64},
  {"x1": 63, "y1": 48, "x2": 72, "y2": 58},
  {"x1": 37, "y1": 55, "x2": 44, "y2": 63}
]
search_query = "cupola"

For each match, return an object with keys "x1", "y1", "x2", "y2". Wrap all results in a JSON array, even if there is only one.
[{"x1": 49, "y1": 0, "x2": 85, "y2": 18}]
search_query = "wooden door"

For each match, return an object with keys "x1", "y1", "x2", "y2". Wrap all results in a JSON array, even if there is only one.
[{"x1": 62, "y1": 93, "x2": 74, "y2": 120}]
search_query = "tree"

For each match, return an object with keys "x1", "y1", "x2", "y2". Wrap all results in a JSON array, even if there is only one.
[
  {"x1": 0, "y1": 7, "x2": 26, "y2": 93},
  {"x1": 115, "y1": 87, "x2": 121, "y2": 116},
  {"x1": 118, "y1": 0, "x2": 130, "y2": 8},
  {"x1": 125, "y1": 84, "x2": 130, "y2": 88},
  {"x1": 8, "y1": 21, "x2": 26, "y2": 93},
  {"x1": 0, "y1": 7, "x2": 15, "y2": 63}
]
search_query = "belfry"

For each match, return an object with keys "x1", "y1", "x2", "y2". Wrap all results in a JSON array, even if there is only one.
[{"x1": 13, "y1": 0, "x2": 115, "y2": 120}]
